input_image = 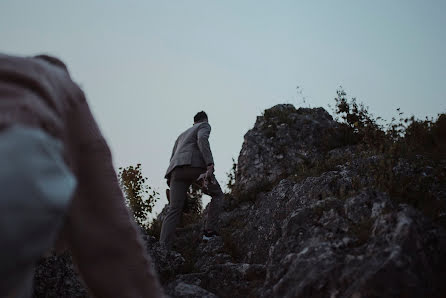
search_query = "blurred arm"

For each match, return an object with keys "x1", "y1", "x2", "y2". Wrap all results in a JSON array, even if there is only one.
[{"x1": 65, "y1": 98, "x2": 164, "y2": 298}]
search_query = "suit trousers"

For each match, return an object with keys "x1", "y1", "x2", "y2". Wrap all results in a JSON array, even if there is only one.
[{"x1": 160, "y1": 167, "x2": 223, "y2": 249}]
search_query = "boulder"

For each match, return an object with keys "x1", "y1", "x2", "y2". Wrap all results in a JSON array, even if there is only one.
[
  {"x1": 234, "y1": 104, "x2": 340, "y2": 197},
  {"x1": 33, "y1": 253, "x2": 88, "y2": 298}
]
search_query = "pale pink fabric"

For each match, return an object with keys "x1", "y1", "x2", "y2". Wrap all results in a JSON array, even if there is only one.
[{"x1": 0, "y1": 54, "x2": 164, "y2": 298}]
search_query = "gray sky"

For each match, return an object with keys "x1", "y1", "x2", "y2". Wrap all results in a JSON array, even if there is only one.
[{"x1": 1, "y1": 1, "x2": 445, "y2": 214}]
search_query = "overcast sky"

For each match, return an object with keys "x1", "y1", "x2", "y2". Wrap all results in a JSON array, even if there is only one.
[{"x1": 1, "y1": 0, "x2": 445, "y2": 214}]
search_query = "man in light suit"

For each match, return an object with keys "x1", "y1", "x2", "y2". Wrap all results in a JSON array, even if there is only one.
[{"x1": 160, "y1": 111, "x2": 223, "y2": 249}]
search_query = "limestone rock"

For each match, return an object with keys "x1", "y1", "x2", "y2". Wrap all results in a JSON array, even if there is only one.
[
  {"x1": 143, "y1": 235, "x2": 186, "y2": 283},
  {"x1": 234, "y1": 104, "x2": 340, "y2": 197},
  {"x1": 34, "y1": 106, "x2": 446, "y2": 298},
  {"x1": 166, "y1": 281, "x2": 218, "y2": 298},
  {"x1": 33, "y1": 253, "x2": 88, "y2": 298}
]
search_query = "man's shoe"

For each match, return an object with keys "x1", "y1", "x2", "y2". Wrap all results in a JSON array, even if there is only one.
[{"x1": 202, "y1": 229, "x2": 219, "y2": 241}]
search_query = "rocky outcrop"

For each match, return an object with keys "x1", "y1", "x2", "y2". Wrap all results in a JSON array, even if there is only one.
[
  {"x1": 34, "y1": 105, "x2": 446, "y2": 298},
  {"x1": 33, "y1": 253, "x2": 87, "y2": 298},
  {"x1": 256, "y1": 183, "x2": 446, "y2": 297},
  {"x1": 234, "y1": 104, "x2": 340, "y2": 197},
  {"x1": 159, "y1": 105, "x2": 446, "y2": 297},
  {"x1": 143, "y1": 235, "x2": 186, "y2": 283},
  {"x1": 166, "y1": 281, "x2": 217, "y2": 298}
]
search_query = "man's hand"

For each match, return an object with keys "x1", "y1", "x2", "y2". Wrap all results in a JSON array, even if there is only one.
[
  {"x1": 196, "y1": 164, "x2": 214, "y2": 189},
  {"x1": 197, "y1": 173, "x2": 208, "y2": 189},
  {"x1": 206, "y1": 164, "x2": 214, "y2": 176}
]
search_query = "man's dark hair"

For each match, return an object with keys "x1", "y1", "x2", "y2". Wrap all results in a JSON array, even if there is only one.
[{"x1": 194, "y1": 111, "x2": 208, "y2": 123}]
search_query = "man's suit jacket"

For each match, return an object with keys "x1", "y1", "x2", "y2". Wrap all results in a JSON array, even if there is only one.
[{"x1": 165, "y1": 121, "x2": 214, "y2": 179}]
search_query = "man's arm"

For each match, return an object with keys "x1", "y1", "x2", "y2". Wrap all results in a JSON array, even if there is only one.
[
  {"x1": 65, "y1": 97, "x2": 164, "y2": 298},
  {"x1": 197, "y1": 122, "x2": 214, "y2": 166},
  {"x1": 170, "y1": 138, "x2": 179, "y2": 161}
]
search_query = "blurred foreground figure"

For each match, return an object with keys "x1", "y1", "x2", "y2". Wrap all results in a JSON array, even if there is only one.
[{"x1": 0, "y1": 54, "x2": 164, "y2": 298}]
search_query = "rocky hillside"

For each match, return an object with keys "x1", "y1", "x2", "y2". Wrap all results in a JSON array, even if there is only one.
[{"x1": 34, "y1": 105, "x2": 446, "y2": 298}]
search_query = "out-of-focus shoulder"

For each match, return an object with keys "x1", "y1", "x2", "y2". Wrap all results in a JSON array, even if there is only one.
[{"x1": 33, "y1": 54, "x2": 87, "y2": 107}]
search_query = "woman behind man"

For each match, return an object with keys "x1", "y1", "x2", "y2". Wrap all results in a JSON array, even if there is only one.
[{"x1": 0, "y1": 54, "x2": 164, "y2": 297}]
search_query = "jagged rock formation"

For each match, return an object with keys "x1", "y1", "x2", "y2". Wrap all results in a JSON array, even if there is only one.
[
  {"x1": 235, "y1": 104, "x2": 340, "y2": 198},
  {"x1": 34, "y1": 105, "x2": 446, "y2": 298},
  {"x1": 33, "y1": 253, "x2": 87, "y2": 297}
]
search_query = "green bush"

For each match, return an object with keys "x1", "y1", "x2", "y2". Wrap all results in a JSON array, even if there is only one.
[
  {"x1": 332, "y1": 88, "x2": 387, "y2": 149},
  {"x1": 146, "y1": 217, "x2": 162, "y2": 239},
  {"x1": 179, "y1": 183, "x2": 204, "y2": 227},
  {"x1": 118, "y1": 164, "x2": 159, "y2": 231},
  {"x1": 331, "y1": 88, "x2": 446, "y2": 227}
]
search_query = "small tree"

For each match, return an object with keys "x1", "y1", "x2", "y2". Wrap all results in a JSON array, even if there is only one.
[
  {"x1": 118, "y1": 164, "x2": 159, "y2": 230},
  {"x1": 184, "y1": 183, "x2": 204, "y2": 215},
  {"x1": 333, "y1": 87, "x2": 386, "y2": 148}
]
